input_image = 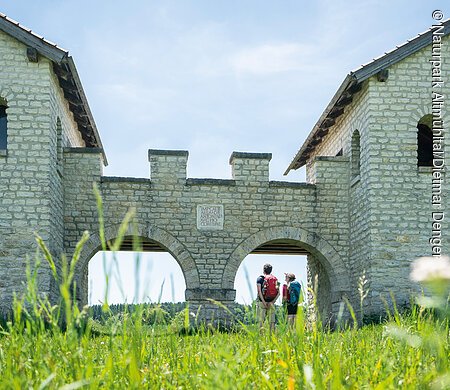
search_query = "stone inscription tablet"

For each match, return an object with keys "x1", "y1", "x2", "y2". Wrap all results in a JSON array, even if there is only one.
[{"x1": 197, "y1": 204, "x2": 224, "y2": 230}]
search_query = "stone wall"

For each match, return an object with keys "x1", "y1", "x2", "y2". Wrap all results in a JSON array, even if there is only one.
[
  {"x1": 0, "y1": 30, "x2": 83, "y2": 311},
  {"x1": 364, "y1": 38, "x2": 449, "y2": 312},
  {"x1": 61, "y1": 149, "x2": 352, "y2": 322},
  {"x1": 305, "y1": 36, "x2": 450, "y2": 316},
  {"x1": 1, "y1": 23, "x2": 446, "y2": 325}
]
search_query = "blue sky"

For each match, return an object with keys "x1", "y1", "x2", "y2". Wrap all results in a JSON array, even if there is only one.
[{"x1": 2, "y1": 1, "x2": 448, "y2": 304}]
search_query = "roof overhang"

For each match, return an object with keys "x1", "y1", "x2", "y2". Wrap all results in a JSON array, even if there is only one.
[
  {"x1": 285, "y1": 19, "x2": 450, "y2": 175},
  {"x1": 0, "y1": 12, "x2": 107, "y2": 165}
]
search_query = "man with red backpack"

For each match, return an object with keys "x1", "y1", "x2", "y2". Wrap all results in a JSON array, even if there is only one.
[{"x1": 256, "y1": 263, "x2": 280, "y2": 331}]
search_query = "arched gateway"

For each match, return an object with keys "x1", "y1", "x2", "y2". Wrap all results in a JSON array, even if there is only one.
[
  {"x1": 61, "y1": 149, "x2": 353, "y2": 324},
  {"x1": 2, "y1": 15, "x2": 445, "y2": 325}
]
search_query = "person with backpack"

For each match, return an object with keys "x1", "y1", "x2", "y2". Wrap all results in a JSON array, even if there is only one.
[
  {"x1": 256, "y1": 263, "x2": 280, "y2": 331},
  {"x1": 282, "y1": 273, "x2": 301, "y2": 326}
]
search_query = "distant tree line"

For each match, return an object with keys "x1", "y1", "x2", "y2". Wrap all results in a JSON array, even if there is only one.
[{"x1": 90, "y1": 302, "x2": 187, "y2": 324}]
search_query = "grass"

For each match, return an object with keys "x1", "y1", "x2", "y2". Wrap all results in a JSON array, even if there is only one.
[
  {"x1": 0, "y1": 305, "x2": 449, "y2": 388},
  {"x1": 0, "y1": 189, "x2": 448, "y2": 389}
]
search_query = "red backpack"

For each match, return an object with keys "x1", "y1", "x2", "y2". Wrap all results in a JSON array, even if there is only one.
[{"x1": 263, "y1": 274, "x2": 278, "y2": 300}]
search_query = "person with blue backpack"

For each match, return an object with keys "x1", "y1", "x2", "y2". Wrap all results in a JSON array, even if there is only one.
[{"x1": 282, "y1": 273, "x2": 301, "y2": 326}]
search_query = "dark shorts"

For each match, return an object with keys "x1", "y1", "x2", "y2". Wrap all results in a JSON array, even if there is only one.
[{"x1": 286, "y1": 303, "x2": 298, "y2": 315}]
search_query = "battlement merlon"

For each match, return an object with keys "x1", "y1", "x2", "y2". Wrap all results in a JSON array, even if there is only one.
[
  {"x1": 148, "y1": 149, "x2": 189, "y2": 184},
  {"x1": 63, "y1": 147, "x2": 104, "y2": 180},
  {"x1": 229, "y1": 152, "x2": 272, "y2": 183},
  {"x1": 148, "y1": 149, "x2": 273, "y2": 184}
]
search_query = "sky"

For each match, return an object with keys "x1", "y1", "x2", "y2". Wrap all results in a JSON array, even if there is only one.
[{"x1": 2, "y1": 0, "x2": 448, "y2": 304}]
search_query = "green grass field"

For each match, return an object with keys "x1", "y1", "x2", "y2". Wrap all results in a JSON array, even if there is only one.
[
  {"x1": 0, "y1": 195, "x2": 448, "y2": 389},
  {"x1": 0, "y1": 300, "x2": 449, "y2": 389}
]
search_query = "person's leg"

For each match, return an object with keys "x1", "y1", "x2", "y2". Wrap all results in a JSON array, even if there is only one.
[
  {"x1": 257, "y1": 301, "x2": 267, "y2": 329},
  {"x1": 287, "y1": 314, "x2": 295, "y2": 327},
  {"x1": 287, "y1": 304, "x2": 297, "y2": 327},
  {"x1": 268, "y1": 304, "x2": 276, "y2": 332}
]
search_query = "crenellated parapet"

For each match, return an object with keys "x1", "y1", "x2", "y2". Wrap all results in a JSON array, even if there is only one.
[
  {"x1": 58, "y1": 147, "x2": 353, "y2": 325},
  {"x1": 147, "y1": 149, "x2": 274, "y2": 185}
]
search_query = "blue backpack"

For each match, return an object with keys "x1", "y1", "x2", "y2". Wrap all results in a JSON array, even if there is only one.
[{"x1": 289, "y1": 281, "x2": 301, "y2": 305}]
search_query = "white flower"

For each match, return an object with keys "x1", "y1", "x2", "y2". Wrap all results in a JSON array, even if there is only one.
[
  {"x1": 303, "y1": 365, "x2": 315, "y2": 389},
  {"x1": 410, "y1": 256, "x2": 450, "y2": 282}
]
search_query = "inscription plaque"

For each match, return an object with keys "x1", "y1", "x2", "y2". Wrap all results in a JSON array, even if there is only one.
[{"x1": 197, "y1": 204, "x2": 224, "y2": 230}]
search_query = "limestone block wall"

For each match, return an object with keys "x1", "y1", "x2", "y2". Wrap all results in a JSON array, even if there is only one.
[
  {"x1": 304, "y1": 37, "x2": 449, "y2": 316},
  {"x1": 0, "y1": 30, "x2": 82, "y2": 311},
  {"x1": 305, "y1": 81, "x2": 373, "y2": 317},
  {"x1": 62, "y1": 148, "x2": 352, "y2": 321},
  {"x1": 307, "y1": 155, "x2": 353, "y2": 321},
  {"x1": 63, "y1": 147, "x2": 104, "y2": 304},
  {"x1": 47, "y1": 66, "x2": 86, "y2": 275},
  {"x1": 307, "y1": 81, "x2": 372, "y2": 284},
  {"x1": 364, "y1": 38, "x2": 449, "y2": 312}
]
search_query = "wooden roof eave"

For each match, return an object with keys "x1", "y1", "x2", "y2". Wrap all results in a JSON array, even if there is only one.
[
  {"x1": 285, "y1": 19, "x2": 450, "y2": 175},
  {"x1": 0, "y1": 13, "x2": 108, "y2": 166},
  {"x1": 0, "y1": 13, "x2": 68, "y2": 63},
  {"x1": 66, "y1": 57, "x2": 108, "y2": 166},
  {"x1": 284, "y1": 74, "x2": 356, "y2": 174}
]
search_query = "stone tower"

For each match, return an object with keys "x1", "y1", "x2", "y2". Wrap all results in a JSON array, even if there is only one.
[
  {"x1": 285, "y1": 20, "x2": 449, "y2": 316},
  {"x1": 0, "y1": 13, "x2": 106, "y2": 312}
]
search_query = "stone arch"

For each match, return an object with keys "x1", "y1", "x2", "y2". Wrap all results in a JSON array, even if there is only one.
[
  {"x1": 413, "y1": 106, "x2": 431, "y2": 125},
  {"x1": 223, "y1": 226, "x2": 351, "y2": 304},
  {"x1": 76, "y1": 222, "x2": 200, "y2": 305},
  {"x1": 0, "y1": 86, "x2": 14, "y2": 103}
]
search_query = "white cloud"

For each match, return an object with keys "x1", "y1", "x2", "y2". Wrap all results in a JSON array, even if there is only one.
[{"x1": 231, "y1": 43, "x2": 313, "y2": 75}]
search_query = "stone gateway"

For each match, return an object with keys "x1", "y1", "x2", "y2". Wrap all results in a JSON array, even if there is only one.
[{"x1": 0, "y1": 13, "x2": 448, "y2": 324}]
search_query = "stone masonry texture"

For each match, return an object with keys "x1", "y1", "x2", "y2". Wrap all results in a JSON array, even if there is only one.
[{"x1": 0, "y1": 24, "x2": 448, "y2": 324}]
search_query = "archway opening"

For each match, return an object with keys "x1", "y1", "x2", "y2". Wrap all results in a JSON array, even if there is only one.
[
  {"x1": 233, "y1": 238, "x2": 333, "y2": 320},
  {"x1": 235, "y1": 253, "x2": 307, "y2": 305},
  {"x1": 88, "y1": 236, "x2": 186, "y2": 305},
  {"x1": 351, "y1": 129, "x2": 361, "y2": 178},
  {"x1": 417, "y1": 114, "x2": 433, "y2": 167}
]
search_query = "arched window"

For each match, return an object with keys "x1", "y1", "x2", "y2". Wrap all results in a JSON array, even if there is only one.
[
  {"x1": 351, "y1": 130, "x2": 361, "y2": 178},
  {"x1": 56, "y1": 118, "x2": 63, "y2": 167},
  {"x1": 417, "y1": 114, "x2": 433, "y2": 167},
  {"x1": 0, "y1": 98, "x2": 7, "y2": 150}
]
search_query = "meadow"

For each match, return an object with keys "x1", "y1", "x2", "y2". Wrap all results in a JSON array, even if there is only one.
[
  {"x1": 0, "y1": 196, "x2": 449, "y2": 389},
  {"x1": 0, "y1": 294, "x2": 449, "y2": 389}
]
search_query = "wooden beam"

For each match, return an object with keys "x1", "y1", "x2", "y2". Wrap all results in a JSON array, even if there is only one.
[
  {"x1": 78, "y1": 125, "x2": 97, "y2": 147},
  {"x1": 310, "y1": 137, "x2": 321, "y2": 147},
  {"x1": 329, "y1": 107, "x2": 344, "y2": 118},
  {"x1": 26, "y1": 47, "x2": 38, "y2": 62},
  {"x1": 105, "y1": 237, "x2": 167, "y2": 252},
  {"x1": 68, "y1": 101, "x2": 86, "y2": 115},
  {"x1": 336, "y1": 93, "x2": 353, "y2": 106},
  {"x1": 322, "y1": 117, "x2": 335, "y2": 127},
  {"x1": 251, "y1": 242, "x2": 308, "y2": 255},
  {"x1": 377, "y1": 69, "x2": 389, "y2": 82},
  {"x1": 348, "y1": 82, "x2": 362, "y2": 94},
  {"x1": 63, "y1": 89, "x2": 81, "y2": 106},
  {"x1": 53, "y1": 64, "x2": 71, "y2": 80},
  {"x1": 73, "y1": 114, "x2": 90, "y2": 128},
  {"x1": 0, "y1": 17, "x2": 68, "y2": 63},
  {"x1": 58, "y1": 77, "x2": 78, "y2": 93}
]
